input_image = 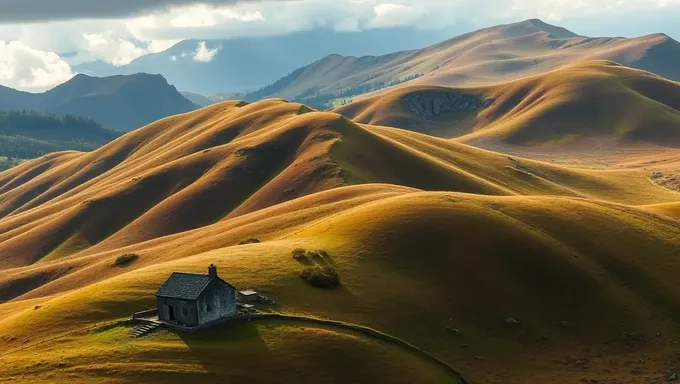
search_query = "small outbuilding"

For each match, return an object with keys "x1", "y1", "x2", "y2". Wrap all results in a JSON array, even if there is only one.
[
  {"x1": 237, "y1": 290, "x2": 259, "y2": 303},
  {"x1": 155, "y1": 264, "x2": 237, "y2": 327}
]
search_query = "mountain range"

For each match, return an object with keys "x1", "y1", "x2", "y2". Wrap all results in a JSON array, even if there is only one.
[
  {"x1": 0, "y1": 73, "x2": 197, "y2": 131},
  {"x1": 75, "y1": 27, "x2": 463, "y2": 95},
  {"x1": 244, "y1": 19, "x2": 680, "y2": 109}
]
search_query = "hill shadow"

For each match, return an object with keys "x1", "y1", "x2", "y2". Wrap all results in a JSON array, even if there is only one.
[{"x1": 176, "y1": 321, "x2": 273, "y2": 380}]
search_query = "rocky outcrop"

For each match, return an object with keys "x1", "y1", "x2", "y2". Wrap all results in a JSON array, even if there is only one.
[{"x1": 402, "y1": 91, "x2": 494, "y2": 119}]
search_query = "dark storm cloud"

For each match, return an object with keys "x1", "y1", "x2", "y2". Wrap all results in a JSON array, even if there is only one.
[{"x1": 0, "y1": 0, "x2": 264, "y2": 23}]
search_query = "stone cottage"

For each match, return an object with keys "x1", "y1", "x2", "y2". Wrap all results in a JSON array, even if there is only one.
[{"x1": 155, "y1": 264, "x2": 237, "y2": 327}]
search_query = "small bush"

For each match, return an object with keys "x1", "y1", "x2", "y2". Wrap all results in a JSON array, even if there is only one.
[
  {"x1": 114, "y1": 253, "x2": 139, "y2": 267},
  {"x1": 239, "y1": 238, "x2": 261, "y2": 245},
  {"x1": 292, "y1": 248, "x2": 307, "y2": 260},
  {"x1": 298, "y1": 266, "x2": 340, "y2": 289},
  {"x1": 307, "y1": 250, "x2": 330, "y2": 265}
]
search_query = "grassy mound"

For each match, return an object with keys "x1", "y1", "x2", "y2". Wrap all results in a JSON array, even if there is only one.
[
  {"x1": 337, "y1": 61, "x2": 680, "y2": 149},
  {"x1": 0, "y1": 320, "x2": 461, "y2": 384}
]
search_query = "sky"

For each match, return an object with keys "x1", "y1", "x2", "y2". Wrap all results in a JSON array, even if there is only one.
[{"x1": 1, "y1": 0, "x2": 679, "y2": 91}]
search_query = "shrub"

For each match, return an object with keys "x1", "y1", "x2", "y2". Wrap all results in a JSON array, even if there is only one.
[
  {"x1": 239, "y1": 238, "x2": 261, "y2": 245},
  {"x1": 114, "y1": 253, "x2": 139, "y2": 267},
  {"x1": 292, "y1": 248, "x2": 307, "y2": 260},
  {"x1": 298, "y1": 266, "x2": 340, "y2": 289},
  {"x1": 307, "y1": 249, "x2": 330, "y2": 265}
]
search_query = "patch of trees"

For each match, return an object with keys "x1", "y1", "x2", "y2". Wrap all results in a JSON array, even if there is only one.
[
  {"x1": 0, "y1": 110, "x2": 119, "y2": 162},
  {"x1": 295, "y1": 73, "x2": 425, "y2": 110}
]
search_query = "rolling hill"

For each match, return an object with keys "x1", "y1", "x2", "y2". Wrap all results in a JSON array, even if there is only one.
[
  {"x1": 246, "y1": 19, "x2": 680, "y2": 108},
  {"x1": 337, "y1": 61, "x2": 680, "y2": 157},
  {"x1": 0, "y1": 99, "x2": 679, "y2": 384},
  {"x1": 0, "y1": 73, "x2": 197, "y2": 131}
]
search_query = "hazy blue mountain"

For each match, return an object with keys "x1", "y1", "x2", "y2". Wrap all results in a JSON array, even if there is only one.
[
  {"x1": 74, "y1": 26, "x2": 466, "y2": 95},
  {"x1": 0, "y1": 73, "x2": 197, "y2": 131},
  {"x1": 180, "y1": 91, "x2": 215, "y2": 107}
]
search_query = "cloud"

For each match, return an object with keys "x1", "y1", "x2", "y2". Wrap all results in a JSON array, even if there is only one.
[
  {"x1": 83, "y1": 33, "x2": 147, "y2": 65},
  {"x1": 0, "y1": 0, "x2": 261, "y2": 23},
  {"x1": 368, "y1": 3, "x2": 425, "y2": 28},
  {"x1": 169, "y1": 4, "x2": 264, "y2": 27},
  {"x1": 0, "y1": 41, "x2": 74, "y2": 91},
  {"x1": 193, "y1": 41, "x2": 221, "y2": 62}
]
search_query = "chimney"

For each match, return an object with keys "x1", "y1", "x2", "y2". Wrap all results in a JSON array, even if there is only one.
[{"x1": 208, "y1": 264, "x2": 217, "y2": 278}]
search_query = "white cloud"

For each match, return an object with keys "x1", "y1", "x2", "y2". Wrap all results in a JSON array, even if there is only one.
[
  {"x1": 169, "y1": 4, "x2": 264, "y2": 27},
  {"x1": 193, "y1": 41, "x2": 221, "y2": 62},
  {"x1": 368, "y1": 3, "x2": 425, "y2": 28},
  {"x1": 374, "y1": 3, "x2": 409, "y2": 17},
  {"x1": 0, "y1": 40, "x2": 74, "y2": 91},
  {"x1": 83, "y1": 33, "x2": 147, "y2": 65}
]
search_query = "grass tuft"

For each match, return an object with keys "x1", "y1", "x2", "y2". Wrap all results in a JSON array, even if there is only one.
[
  {"x1": 113, "y1": 253, "x2": 139, "y2": 267},
  {"x1": 239, "y1": 238, "x2": 262, "y2": 245}
]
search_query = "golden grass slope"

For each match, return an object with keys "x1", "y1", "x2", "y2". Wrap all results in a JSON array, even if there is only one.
[
  {"x1": 337, "y1": 61, "x2": 680, "y2": 149},
  {"x1": 1, "y1": 98, "x2": 678, "y2": 270},
  {"x1": 255, "y1": 18, "x2": 680, "y2": 102},
  {"x1": 1, "y1": 96, "x2": 680, "y2": 383},
  {"x1": 1, "y1": 190, "x2": 680, "y2": 383}
]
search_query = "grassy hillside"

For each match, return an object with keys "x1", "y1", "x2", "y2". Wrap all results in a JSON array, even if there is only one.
[
  {"x1": 0, "y1": 99, "x2": 678, "y2": 268},
  {"x1": 337, "y1": 61, "x2": 680, "y2": 152},
  {"x1": 0, "y1": 98, "x2": 679, "y2": 383},
  {"x1": 245, "y1": 19, "x2": 680, "y2": 108},
  {"x1": 1, "y1": 190, "x2": 680, "y2": 383},
  {"x1": 1, "y1": 318, "x2": 461, "y2": 384}
]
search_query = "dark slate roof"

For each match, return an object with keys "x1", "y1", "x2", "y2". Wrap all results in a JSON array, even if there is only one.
[{"x1": 155, "y1": 273, "x2": 236, "y2": 300}]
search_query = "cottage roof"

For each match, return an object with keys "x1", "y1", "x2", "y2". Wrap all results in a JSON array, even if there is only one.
[{"x1": 156, "y1": 272, "x2": 235, "y2": 300}]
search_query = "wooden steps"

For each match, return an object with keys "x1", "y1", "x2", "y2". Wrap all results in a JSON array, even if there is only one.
[{"x1": 131, "y1": 323, "x2": 161, "y2": 338}]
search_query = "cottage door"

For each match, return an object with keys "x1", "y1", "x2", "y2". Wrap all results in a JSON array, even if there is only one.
[{"x1": 168, "y1": 305, "x2": 175, "y2": 321}]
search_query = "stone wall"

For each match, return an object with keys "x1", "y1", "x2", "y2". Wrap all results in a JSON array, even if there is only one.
[
  {"x1": 196, "y1": 280, "x2": 237, "y2": 324},
  {"x1": 157, "y1": 297, "x2": 199, "y2": 326}
]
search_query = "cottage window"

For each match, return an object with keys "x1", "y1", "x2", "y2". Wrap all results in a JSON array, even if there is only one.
[{"x1": 206, "y1": 304, "x2": 213, "y2": 312}]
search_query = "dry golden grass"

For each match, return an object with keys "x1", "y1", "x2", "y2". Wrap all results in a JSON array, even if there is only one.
[
  {"x1": 266, "y1": 19, "x2": 680, "y2": 103},
  {"x1": 338, "y1": 61, "x2": 680, "y2": 147},
  {"x1": 0, "y1": 320, "x2": 459, "y2": 384},
  {"x1": 338, "y1": 60, "x2": 680, "y2": 173},
  {"x1": 1, "y1": 92, "x2": 679, "y2": 383},
  {"x1": 1, "y1": 190, "x2": 680, "y2": 383}
]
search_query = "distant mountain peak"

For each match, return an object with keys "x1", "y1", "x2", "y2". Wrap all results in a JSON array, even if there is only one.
[
  {"x1": 501, "y1": 18, "x2": 581, "y2": 39},
  {"x1": 0, "y1": 72, "x2": 196, "y2": 131}
]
